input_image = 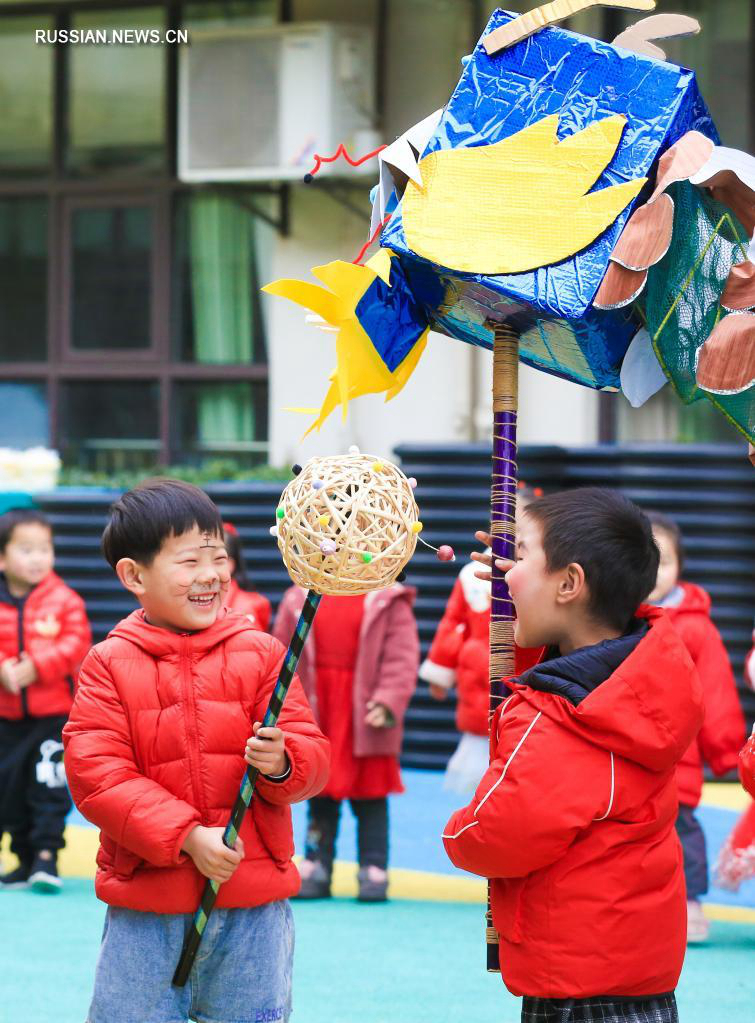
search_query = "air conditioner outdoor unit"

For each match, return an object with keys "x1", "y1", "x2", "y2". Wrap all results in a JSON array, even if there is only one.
[{"x1": 178, "y1": 22, "x2": 377, "y2": 182}]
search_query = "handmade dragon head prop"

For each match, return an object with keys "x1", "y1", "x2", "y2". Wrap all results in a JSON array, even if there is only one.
[{"x1": 264, "y1": 2, "x2": 754, "y2": 444}]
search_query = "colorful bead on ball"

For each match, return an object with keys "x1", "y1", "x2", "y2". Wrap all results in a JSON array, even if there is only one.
[
  {"x1": 362, "y1": 552, "x2": 373, "y2": 563},
  {"x1": 276, "y1": 507, "x2": 285, "y2": 520},
  {"x1": 318, "y1": 514, "x2": 330, "y2": 527},
  {"x1": 408, "y1": 477, "x2": 418, "y2": 489},
  {"x1": 320, "y1": 540, "x2": 337, "y2": 555},
  {"x1": 437, "y1": 545, "x2": 455, "y2": 562},
  {"x1": 411, "y1": 521, "x2": 423, "y2": 534},
  {"x1": 372, "y1": 461, "x2": 384, "y2": 472},
  {"x1": 312, "y1": 479, "x2": 324, "y2": 490}
]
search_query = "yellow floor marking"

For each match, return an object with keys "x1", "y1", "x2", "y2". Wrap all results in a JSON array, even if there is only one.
[{"x1": 701, "y1": 782, "x2": 751, "y2": 812}]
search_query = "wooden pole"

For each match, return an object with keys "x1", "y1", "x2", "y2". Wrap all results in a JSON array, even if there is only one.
[{"x1": 487, "y1": 324, "x2": 519, "y2": 972}]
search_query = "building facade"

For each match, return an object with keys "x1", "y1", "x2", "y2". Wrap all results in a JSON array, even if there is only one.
[{"x1": 0, "y1": 0, "x2": 751, "y2": 472}]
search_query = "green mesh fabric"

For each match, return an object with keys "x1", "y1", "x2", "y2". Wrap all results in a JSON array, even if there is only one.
[{"x1": 642, "y1": 180, "x2": 754, "y2": 443}]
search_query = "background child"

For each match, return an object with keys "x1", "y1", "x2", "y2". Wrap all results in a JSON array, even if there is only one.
[
  {"x1": 223, "y1": 521, "x2": 271, "y2": 630},
  {"x1": 422, "y1": 485, "x2": 541, "y2": 793},
  {"x1": 647, "y1": 511, "x2": 745, "y2": 943},
  {"x1": 274, "y1": 584, "x2": 419, "y2": 902},
  {"x1": 0, "y1": 508, "x2": 91, "y2": 893},
  {"x1": 444, "y1": 488, "x2": 703, "y2": 1023},
  {"x1": 63, "y1": 480, "x2": 329, "y2": 1023}
]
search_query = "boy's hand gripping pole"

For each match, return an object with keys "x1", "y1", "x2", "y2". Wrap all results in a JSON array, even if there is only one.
[
  {"x1": 172, "y1": 590, "x2": 322, "y2": 987},
  {"x1": 487, "y1": 325, "x2": 519, "y2": 972}
]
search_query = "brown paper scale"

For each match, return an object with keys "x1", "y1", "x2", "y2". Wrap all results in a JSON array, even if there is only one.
[
  {"x1": 594, "y1": 263, "x2": 647, "y2": 310},
  {"x1": 650, "y1": 132, "x2": 714, "y2": 202},
  {"x1": 721, "y1": 261, "x2": 755, "y2": 312},
  {"x1": 610, "y1": 193, "x2": 674, "y2": 271},
  {"x1": 696, "y1": 313, "x2": 755, "y2": 395}
]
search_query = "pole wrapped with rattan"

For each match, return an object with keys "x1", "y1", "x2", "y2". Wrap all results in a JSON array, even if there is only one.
[{"x1": 487, "y1": 324, "x2": 519, "y2": 972}]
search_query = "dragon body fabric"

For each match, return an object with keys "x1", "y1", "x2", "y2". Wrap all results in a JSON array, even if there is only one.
[{"x1": 264, "y1": 7, "x2": 754, "y2": 443}]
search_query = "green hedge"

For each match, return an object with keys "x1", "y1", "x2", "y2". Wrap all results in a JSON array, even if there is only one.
[{"x1": 58, "y1": 460, "x2": 291, "y2": 490}]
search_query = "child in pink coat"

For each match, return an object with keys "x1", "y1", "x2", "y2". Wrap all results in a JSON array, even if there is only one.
[{"x1": 273, "y1": 584, "x2": 419, "y2": 901}]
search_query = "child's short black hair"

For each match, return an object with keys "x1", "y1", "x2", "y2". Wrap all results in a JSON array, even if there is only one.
[
  {"x1": 102, "y1": 479, "x2": 224, "y2": 569},
  {"x1": 524, "y1": 487, "x2": 659, "y2": 632},
  {"x1": 646, "y1": 511, "x2": 685, "y2": 575},
  {"x1": 0, "y1": 508, "x2": 52, "y2": 552}
]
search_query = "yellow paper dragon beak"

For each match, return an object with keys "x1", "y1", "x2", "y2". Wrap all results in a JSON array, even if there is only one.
[
  {"x1": 262, "y1": 250, "x2": 429, "y2": 436},
  {"x1": 402, "y1": 114, "x2": 646, "y2": 275}
]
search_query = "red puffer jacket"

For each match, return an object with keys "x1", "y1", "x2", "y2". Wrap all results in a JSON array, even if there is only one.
[
  {"x1": 443, "y1": 605, "x2": 704, "y2": 999},
  {"x1": 226, "y1": 577, "x2": 271, "y2": 632},
  {"x1": 62, "y1": 609, "x2": 329, "y2": 914},
  {"x1": 663, "y1": 583, "x2": 744, "y2": 806},
  {"x1": 0, "y1": 572, "x2": 92, "y2": 720},
  {"x1": 419, "y1": 562, "x2": 541, "y2": 735}
]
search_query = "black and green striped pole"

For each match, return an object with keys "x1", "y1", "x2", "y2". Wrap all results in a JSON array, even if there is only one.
[{"x1": 173, "y1": 588, "x2": 322, "y2": 987}]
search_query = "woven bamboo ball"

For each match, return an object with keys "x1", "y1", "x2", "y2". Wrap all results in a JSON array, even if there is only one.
[{"x1": 274, "y1": 452, "x2": 420, "y2": 595}]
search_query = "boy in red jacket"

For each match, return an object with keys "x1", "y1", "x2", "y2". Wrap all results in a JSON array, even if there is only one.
[
  {"x1": 0, "y1": 508, "x2": 91, "y2": 893},
  {"x1": 443, "y1": 488, "x2": 704, "y2": 1023},
  {"x1": 646, "y1": 511, "x2": 744, "y2": 943},
  {"x1": 62, "y1": 480, "x2": 329, "y2": 1023}
]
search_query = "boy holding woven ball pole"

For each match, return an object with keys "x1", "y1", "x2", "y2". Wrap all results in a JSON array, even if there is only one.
[{"x1": 62, "y1": 479, "x2": 329, "y2": 1023}]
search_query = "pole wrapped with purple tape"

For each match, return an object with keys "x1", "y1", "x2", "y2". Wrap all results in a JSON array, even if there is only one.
[{"x1": 486, "y1": 325, "x2": 519, "y2": 972}]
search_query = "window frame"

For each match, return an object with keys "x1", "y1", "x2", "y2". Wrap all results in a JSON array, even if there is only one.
[{"x1": 0, "y1": 0, "x2": 276, "y2": 467}]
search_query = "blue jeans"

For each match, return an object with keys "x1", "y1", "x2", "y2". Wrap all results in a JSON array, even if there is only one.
[{"x1": 87, "y1": 901, "x2": 294, "y2": 1023}]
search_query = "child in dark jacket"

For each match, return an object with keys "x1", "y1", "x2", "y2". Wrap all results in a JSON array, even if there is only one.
[
  {"x1": 0, "y1": 508, "x2": 92, "y2": 893},
  {"x1": 274, "y1": 584, "x2": 419, "y2": 901},
  {"x1": 444, "y1": 488, "x2": 703, "y2": 1023},
  {"x1": 63, "y1": 481, "x2": 329, "y2": 1023},
  {"x1": 646, "y1": 511, "x2": 745, "y2": 942}
]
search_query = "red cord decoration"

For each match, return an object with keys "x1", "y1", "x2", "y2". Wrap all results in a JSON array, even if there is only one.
[
  {"x1": 304, "y1": 142, "x2": 387, "y2": 182},
  {"x1": 353, "y1": 215, "x2": 392, "y2": 265}
]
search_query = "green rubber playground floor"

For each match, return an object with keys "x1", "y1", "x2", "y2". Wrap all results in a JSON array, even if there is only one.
[{"x1": 2, "y1": 879, "x2": 753, "y2": 1023}]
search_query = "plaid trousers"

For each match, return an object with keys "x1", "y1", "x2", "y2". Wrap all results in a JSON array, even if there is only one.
[{"x1": 521, "y1": 994, "x2": 678, "y2": 1023}]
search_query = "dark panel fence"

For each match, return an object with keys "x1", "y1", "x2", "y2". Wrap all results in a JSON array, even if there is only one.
[{"x1": 35, "y1": 444, "x2": 754, "y2": 771}]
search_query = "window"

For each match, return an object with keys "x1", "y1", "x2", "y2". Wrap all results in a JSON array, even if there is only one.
[
  {"x1": 0, "y1": 382, "x2": 49, "y2": 447},
  {"x1": 60, "y1": 380, "x2": 160, "y2": 471},
  {"x1": 68, "y1": 8, "x2": 166, "y2": 176},
  {"x1": 67, "y1": 201, "x2": 154, "y2": 352},
  {"x1": 173, "y1": 193, "x2": 269, "y2": 364},
  {"x1": 174, "y1": 381, "x2": 268, "y2": 466},
  {"x1": 0, "y1": 17, "x2": 53, "y2": 177},
  {"x1": 0, "y1": 198, "x2": 48, "y2": 361}
]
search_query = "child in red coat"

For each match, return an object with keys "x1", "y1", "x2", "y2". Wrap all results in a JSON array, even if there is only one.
[
  {"x1": 714, "y1": 632, "x2": 755, "y2": 893},
  {"x1": 647, "y1": 512, "x2": 745, "y2": 942},
  {"x1": 422, "y1": 485, "x2": 541, "y2": 793},
  {"x1": 0, "y1": 508, "x2": 92, "y2": 893},
  {"x1": 274, "y1": 584, "x2": 419, "y2": 901},
  {"x1": 223, "y1": 522, "x2": 271, "y2": 631},
  {"x1": 63, "y1": 481, "x2": 329, "y2": 1023},
  {"x1": 444, "y1": 489, "x2": 703, "y2": 1023}
]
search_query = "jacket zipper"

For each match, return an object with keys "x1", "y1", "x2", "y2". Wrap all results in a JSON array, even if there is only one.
[
  {"x1": 17, "y1": 594, "x2": 28, "y2": 718},
  {"x1": 180, "y1": 636, "x2": 206, "y2": 823}
]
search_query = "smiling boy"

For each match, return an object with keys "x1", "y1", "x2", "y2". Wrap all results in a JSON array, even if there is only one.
[
  {"x1": 63, "y1": 479, "x2": 329, "y2": 1023},
  {"x1": 444, "y1": 488, "x2": 704, "y2": 1023}
]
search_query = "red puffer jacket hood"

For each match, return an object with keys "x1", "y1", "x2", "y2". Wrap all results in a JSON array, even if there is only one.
[
  {"x1": 444, "y1": 605, "x2": 704, "y2": 999},
  {"x1": 63, "y1": 608, "x2": 330, "y2": 914},
  {"x1": 0, "y1": 571, "x2": 92, "y2": 720},
  {"x1": 660, "y1": 582, "x2": 744, "y2": 806}
]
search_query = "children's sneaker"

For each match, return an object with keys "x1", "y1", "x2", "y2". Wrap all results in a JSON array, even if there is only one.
[
  {"x1": 357, "y1": 865, "x2": 388, "y2": 903},
  {"x1": 28, "y1": 852, "x2": 62, "y2": 894},
  {"x1": 687, "y1": 899, "x2": 710, "y2": 943},
  {"x1": 295, "y1": 859, "x2": 331, "y2": 899},
  {"x1": 0, "y1": 862, "x2": 32, "y2": 891}
]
